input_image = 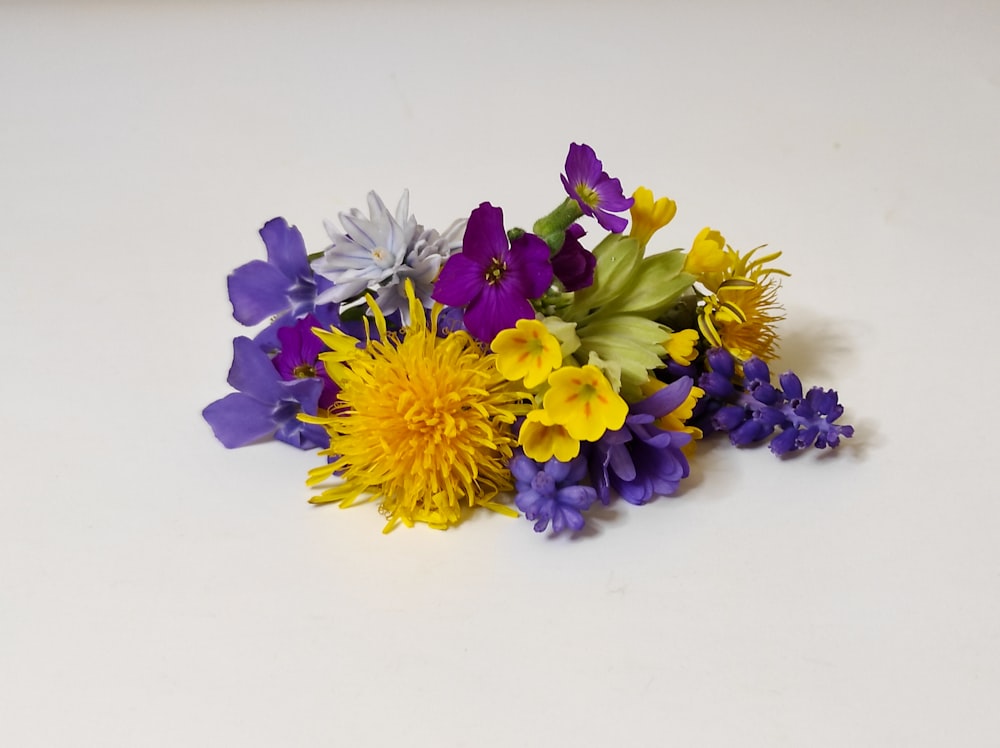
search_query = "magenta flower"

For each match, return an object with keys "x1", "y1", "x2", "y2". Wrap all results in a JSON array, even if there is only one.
[
  {"x1": 561, "y1": 143, "x2": 634, "y2": 233},
  {"x1": 550, "y1": 223, "x2": 596, "y2": 291},
  {"x1": 432, "y1": 202, "x2": 552, "y2": 343},
  {"x1": 271, "y1": 315, "x2": 339, "y2": 410}
]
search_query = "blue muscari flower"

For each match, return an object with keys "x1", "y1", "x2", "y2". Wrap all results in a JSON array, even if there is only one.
[
  {"x1": 202, "y1": 337, "x2": 329, "y2": 450},
  {"x1": 510, "y1": 452, "x2": 597, "y2": 534},
  {"x1": 698, "y1": 348, "x2": 854, "y2": 456}
]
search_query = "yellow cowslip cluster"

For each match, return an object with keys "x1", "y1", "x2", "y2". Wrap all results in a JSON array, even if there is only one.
[
  {"x1": 300, "y1": 281, "x2": 528, "y2": 532},
  {"x1": 629, "y1": 186, "x2": 677, "y2": 248},
  {"x1": 490, "y1": 322, "x2": 628, "y2": 462},
  {"x1": 683, "y1": 227, "x2": 729, "y2": 275},
  {"x1": 664, "y1": 328, "x2": 700, "y2": 367},
  {"x1": 491, "y1": 319, "x2": 563, "y2": 388}
]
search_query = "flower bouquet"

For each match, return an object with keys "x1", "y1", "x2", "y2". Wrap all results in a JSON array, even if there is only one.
[{"x1": 204, "y1": 143, "x2": 853, "y2": 534}]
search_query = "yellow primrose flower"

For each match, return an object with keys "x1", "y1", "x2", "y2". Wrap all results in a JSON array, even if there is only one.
[
  {"x1": 519, "y1": 409, "x2": 581, "y2": 462},
  {"x1": 664, "y1": 328, "x2": 700, "y2": 367},
  {"x1": 491, "y1": 318, "x2": 563, "y2": 389},
  {"x1": 543, "y1": 364, "x2": 628, "y2": 442},
  {"x1": 683, "y1": 227, "x2": 728, "y2": 276},
  {"x1": 629, "y1": 186, "x2": 677, "y2": 248}
]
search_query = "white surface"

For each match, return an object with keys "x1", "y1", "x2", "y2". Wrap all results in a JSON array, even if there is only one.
[{"x1": 2, "y1": 1, "x2": 998, "y2": 745}]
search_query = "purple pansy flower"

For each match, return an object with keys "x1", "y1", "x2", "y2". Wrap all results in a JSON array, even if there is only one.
[
  {"x1": 202, "y1": 337, "x2": 329, "y2": 450},
  {"x1": 550, "y1": 223, "x2": 596, "y2": 291},
  {"x1": 510, "y1": 453, "x2": 597, "y2": 534},
  {"x1": 588, "y1": 377, "x2": 694, "y2": 505},
  {"x1": 432, "y1": 202, "x2": 552, "y2": 343},
  {"x1": 271, "y1": 315, "x2": 339, "y2": 410},
  {"x1": 561, "y1": 143, "x2": 634, "y2": 234},
  {"x1": 227, "y1": 218, "x2": 326, "y2": 350}
]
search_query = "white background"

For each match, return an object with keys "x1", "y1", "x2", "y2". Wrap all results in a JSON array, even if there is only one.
[{"x1": 2, "y1": 1, "x2": 998, "y2": 745}]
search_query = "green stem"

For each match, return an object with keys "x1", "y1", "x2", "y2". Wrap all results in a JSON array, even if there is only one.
[{"x1": 532, "y1": 198, "x2": 584, "y2": 253}]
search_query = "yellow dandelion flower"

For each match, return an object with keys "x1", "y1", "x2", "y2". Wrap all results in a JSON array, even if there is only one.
[
  {"x1": 543, "y1": 364, "x2": 628, "y2": 442},
  {"x1": 300, "y1": 281, "x2": 527, "y2": 532},
  {"x1": 491, "y1": 318, "x2": 563, "y2": 389},
  {"x1": 518, "y1": 409, "x2": 581, "y2": 462},
  {"x1": 697, "y1": 245, "x2": 788, "y2": 362},
  {"x1": 683, "y1": 227, "x2": 728, "y2": 276},
  {"x1": 629, "y1": 186, "x2": 677, "y2": 248}
]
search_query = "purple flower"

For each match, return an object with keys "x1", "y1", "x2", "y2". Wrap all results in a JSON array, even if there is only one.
[
  {"x1": 227, "y1": 218, "x2": 325, "y2": 350},
  {"x1": 551, "y1": 223, "x2": 596, "y2": 291},
  {"x1": 698, "y1": 348, "x2": 855, "y2": 455},
  {"x1": 432, "y1": 202, "x2": 552, "y2": 343},
  {"x1": 203, "y1": 337, "x2": 329, "y2": 450},
  {"x1": 510, "y1": 453, "x2": 597, "y2": 534},
  {"x1": 560, "y1": 143, "x2": 634, "y2": 233},
  {"x1": 271, "y1": 315, "x2": 339, "y2": 410},
  {"x1": 588, "y1": 378, "x2": 694, "y2": 505}
]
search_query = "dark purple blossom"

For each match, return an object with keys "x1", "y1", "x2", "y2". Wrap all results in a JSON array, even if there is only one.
[
  {"x1": 202, "y1": 337, "x2": 329, "y2": 450},
  {"x1": 432, "y1": 202, "x2": 552, "y2": 343},
  {"x1": 561, "y1": 143, "x2": 634, "y2": 233},
  {"x1": 271, "y1": 315, "x2": 339, "y2": 410},
  {"x1": 510, "y1": 452, "x2": 597, "y2": 534},
  {"x1": 698, "y1": 348, "x2": 855, "y2": 455},
  {"x1": 588, "y1": 377, "x2": 693, "y2": 505},
  {"x1": 227, "y1": 218, "x2": 329, "y2": 350},
  {"x1": 550, "y1": 223, "x2": 596, "y2": 291}
]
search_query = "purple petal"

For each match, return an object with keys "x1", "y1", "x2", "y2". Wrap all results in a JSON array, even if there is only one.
[
  {"x1": 432, "y1": 253, "x2": 483, "y2": 307},
  {"x1": 274, "y1": 419, "x2": 328, "y2": 450},
  {"x1": 593, "y1": 177, "x2": 634, "y2": 212},
  {"x1": 591, "y1": 206, "x2": 629, "y2": 234},
  {"x1": 515, "y1": 489, "x2": 547, "y2": 516},
  {"x1": 743, "y1": 357, "x2": 771, "y2": 383},
  {"x1": 769, "y1": 428, "x2": 799, "y2": 456},
  {"x1": 462, "y1": 284, "x2": 535, "y2": 343},
  {"x1": 228, "y1": 260, "x2": 293, "y2": 326},
  {"x1": 706, "y1": 348, "x2": 736, "y2": 378},
  {"x1": 259, "y1": 217, "x2": 310, "y2": 281},
  {"x1": 461, "y1": 203, "x2": 508, "y2": 264},
  {"x1": 510, "y1": 454, "x2": 541, "y2": 484},
  {"x1": 779, "y1": 371, "x2": 803, "y2": 400},
  {"x1": 227, "y1": 337, "x2": 283, "y2": 403},
  {"x1": 544, "y1": 457, "x2": 573, "y2": 483},
  {"x1": 556, "y1": 485, "x2": 597, "y2": 510},
  {"x1": 507, "y1": 233, "x2": 554, "y2": 299},
  {"x1": 632, "y1": 377, "x2": 693, "y2": 419},
  {"x1": 551, "y1": 225, "x2": 596, "y2": 291},
  {"x1": 608, "y1": 442, "x2": 637, "y2": 481},
  {"x1": 553, "y1": 505, "x2": 586, "y2": 533},
  {"x1": 251, "y1": 311, "x2": 296, "y2": 353},
  {"x1": 563, "y1": 143, "x2": 602, "y2": 186},
  {"x1": 202, "y1": 393, "x2": 278, "y2": 448},
  {"x1": 614, "y1": 474, "x2": 653, "y2": 506}
]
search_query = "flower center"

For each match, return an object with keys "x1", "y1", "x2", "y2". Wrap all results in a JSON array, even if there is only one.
[
  {"x1": 575, "y1": 183, "x2": 600, "y2": 208},
  {"x1": 293, "y1": 364, "x2": 317, "y2": 379},
  {"x1": 531, "y1": 471, "x2": 556, "y2": 497},
  {"x1": 485, "y1": 258, "x2": 506, "y2": 285},
  {"x1": 371, "y1": 246, "x2": 395, "y2": 269}
]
